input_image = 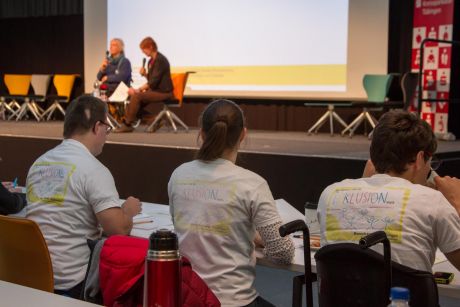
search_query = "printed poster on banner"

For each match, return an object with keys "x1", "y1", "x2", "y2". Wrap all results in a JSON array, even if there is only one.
[{"x1": 411, "y1": 0, "x2": 454, "y2": 135}]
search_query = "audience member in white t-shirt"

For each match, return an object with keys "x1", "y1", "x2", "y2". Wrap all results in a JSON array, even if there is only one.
[
  {"x1": 168, "y1": 99, "x2": 295, "y2": 307},
  {"x1": 26, "y1": 95, "x2": 141, "y2": 298},
  {"x1": 318, "y1": 110, "x2": 460, "y2": 272}
]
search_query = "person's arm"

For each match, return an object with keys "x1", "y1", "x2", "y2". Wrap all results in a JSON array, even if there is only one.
[
  {"x1": 147, "y1": 57, "x2": 168, "y2": 90},
  {"x1": 106, "y1": 58, "x2": 132, "y2": 84},
  {"x1": 96, "y1": 196, "x2": 141, "y2": 236},
  {"x1": 434, "y1": 176, "x2": 460, "y2": 216},
  {"x1": 257, "y1": 220, "x2": 295, "y2": 264},
  {"x1": 0, "y1": 183, "x2": 26, "y2": 215},
  {"x1": 97, "y1": 58, "x2": 109, "y2": 81},
  {"x1": 445, "y1": 249, "x2": 460, "y2": 271}
]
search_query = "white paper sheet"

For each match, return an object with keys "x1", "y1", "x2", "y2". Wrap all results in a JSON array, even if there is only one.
[{"x1": 108, "y1": 81, "x2": 129, "y2": 102}]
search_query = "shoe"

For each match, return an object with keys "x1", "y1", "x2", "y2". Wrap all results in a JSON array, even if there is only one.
[{"x1": 114, "y1": 123, "x2": 134, "y2": 133}]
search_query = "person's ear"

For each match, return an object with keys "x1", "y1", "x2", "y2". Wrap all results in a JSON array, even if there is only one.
[
  {"x1": 414, "y1": 151, "x2": 427, "y2": 170},
  {"x1": 199, "y1": 129, "x2": 206, "y2": 143},
  {"x1": 239, "y1": 127, "x2": 247, "y2": 144}
]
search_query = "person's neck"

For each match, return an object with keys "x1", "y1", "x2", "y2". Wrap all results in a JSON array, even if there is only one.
[
  {"x1": 111, "y1": 52, "x2": 122, "y2": 59},
  {"x1": 69, "y1": 135, "x2": 97, "y2": 156},
  {"x1": 385, "y1": 170, "x2": 417, "y2": 184},
  {"x1": 220, "y1": 148, "x2": 238, "y2": 163}
]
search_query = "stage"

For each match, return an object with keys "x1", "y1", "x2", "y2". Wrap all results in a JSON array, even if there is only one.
[{"x1": 1, "y1": 121, "x2": 460, "y2": 212}]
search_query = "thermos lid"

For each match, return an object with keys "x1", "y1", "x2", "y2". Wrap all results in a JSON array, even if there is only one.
[{"x1": 149, "y1": 229, "x2": 178, "y2": 251}]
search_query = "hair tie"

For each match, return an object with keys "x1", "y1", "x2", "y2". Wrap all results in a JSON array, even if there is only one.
[{"x1": 216, "y1": 116, "x2": 228, "y2": 125}]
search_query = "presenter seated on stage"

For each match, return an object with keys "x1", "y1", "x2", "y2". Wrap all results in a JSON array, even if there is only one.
[
  {"x1": 96, "y1": 38, "x2": 132, "y2": 95},
  {"x1": 317, "y1": 110, "x2": 460, "y2": 273},
  {"x1": 115, "y1": 36, "x2": 173, "y2": 133},
  {"x1": 168, "y1": 99, "x2": 295, "y2": 307},
  {"x1": 26, "y1": 95, "x2": 141, "y2": 299}
]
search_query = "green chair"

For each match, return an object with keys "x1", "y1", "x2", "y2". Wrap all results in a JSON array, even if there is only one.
[{"x1": 341, "y1": 74, "x2": 394, "y2": 137}]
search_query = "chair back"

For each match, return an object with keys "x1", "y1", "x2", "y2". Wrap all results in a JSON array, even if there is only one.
[
  {"x1": 53, "y1": 74, "x2": 76, "y2": 101},
  {"x1": 31, "y1": 74, "x2": 51, "y2": 97},
  {"x1": 401, "y1": 72, "x2": 419, "y2": 110},
  {"x1": 171, "y1": 72, "x2": 192, "y2": 106},
  {"x1": 0, "y1": 215, "x2": 54, "y2": 292},
  {"x1": 363, "y1": 74, "x2": 393, "y2": 103},
  {"x1": 314, "y1": 243, "x2": 439, "y2": 307},
  {"x1": 4, "y1": 74, "x2": 32, "y2": 95}
]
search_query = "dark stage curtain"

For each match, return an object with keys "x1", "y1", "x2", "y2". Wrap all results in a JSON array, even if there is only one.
[
  {"x1": 0, "y1": 0, "x2": 82, "y2": 19},
  {"x1": 388, "y1": 0, "x2": 414, "y2": 74}
]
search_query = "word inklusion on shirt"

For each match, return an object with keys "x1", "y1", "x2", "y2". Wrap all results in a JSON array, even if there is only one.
[{"x1": 342, "y1": 191, "x2": 395, "y2": 206}]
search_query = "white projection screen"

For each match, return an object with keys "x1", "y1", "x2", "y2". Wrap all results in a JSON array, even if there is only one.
[{"x1": 84, "y1": 0, "x2": 389, "y2": 100}]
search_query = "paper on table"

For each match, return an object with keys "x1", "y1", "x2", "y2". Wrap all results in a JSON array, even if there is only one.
[
  {"x1": 108, "y1": 81, "x2": 129, "y2": 102},
  {"x1": 275, "y1": 199, "x2": 305, "y2": 225},
  {"x1": 435, "y1": 249, "x2": 447, "y2": 264}
]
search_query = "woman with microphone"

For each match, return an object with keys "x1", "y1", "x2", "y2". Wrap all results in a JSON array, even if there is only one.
[
  {"x1": 97, "y1": 38, "x2": 132, "y2": 95},
  {"x1": 115, "y1": 36, "x2": 173, "y2": 133}
]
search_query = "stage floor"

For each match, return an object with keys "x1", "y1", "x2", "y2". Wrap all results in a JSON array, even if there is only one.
[{"x1": 1, "y1": 121, "x2": 460, "y2": 159}]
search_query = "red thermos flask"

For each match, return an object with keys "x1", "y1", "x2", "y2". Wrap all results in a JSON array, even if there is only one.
[{"x1": 144, "y1": 229, "x2": 181, "y2": 307}]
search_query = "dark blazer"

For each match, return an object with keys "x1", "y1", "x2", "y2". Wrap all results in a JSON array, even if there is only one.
[{"x1": 147, "y1": 52, "x2": 173, "y2": 93}]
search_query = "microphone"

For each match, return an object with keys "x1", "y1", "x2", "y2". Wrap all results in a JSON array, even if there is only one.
[
  {"x1": 105, "y1": 50, "x2": 110, "y2": 62},
  {"x1": 142, "y1": 57, "x2": 146, "y2": 68}
]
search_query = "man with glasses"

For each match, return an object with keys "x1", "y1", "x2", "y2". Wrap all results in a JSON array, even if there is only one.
[
  {"x1": 26, "y1": 95, "x2": 141, "y2": 298},
  {"x1": 317, "y1": 110, "x2": 460, "y2": 272}
]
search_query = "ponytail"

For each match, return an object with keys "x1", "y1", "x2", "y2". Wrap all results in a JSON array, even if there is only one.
[{"x1": 196, "y1": 100, "x2": 245, "y2": 162}]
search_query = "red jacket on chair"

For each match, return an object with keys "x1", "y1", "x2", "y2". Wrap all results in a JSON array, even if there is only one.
[{"x1": 99, "y1": 235, "x2": 220, "y2": 307}]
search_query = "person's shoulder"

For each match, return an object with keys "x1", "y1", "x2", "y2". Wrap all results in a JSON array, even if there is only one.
[{"x1": 231, "y1": 163, "x2": 267, "y2": 185}]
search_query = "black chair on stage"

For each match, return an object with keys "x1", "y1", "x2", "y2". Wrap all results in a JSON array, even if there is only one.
[
  {"x1": 400, "y1": 72, "x2": 420, "y2": 111},
  {"x1": 279, "y1": 220, "x2": 315, "y2": 307},
  {"x1": 314, "y1": 231, "x2": 439, "y2": 307}
]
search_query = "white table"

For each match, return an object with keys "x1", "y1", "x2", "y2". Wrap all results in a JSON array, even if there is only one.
[
  {"x1": 0, "y1": 280, "x2": 100, "y2": 307},
  {"x1": 135, "y1": 202, "x2": 460, "y2": 299}
]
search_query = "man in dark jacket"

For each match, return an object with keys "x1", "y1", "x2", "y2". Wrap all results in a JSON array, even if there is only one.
[{"x1": 115, "y1": 36, "x2": 173, "y2": 133}]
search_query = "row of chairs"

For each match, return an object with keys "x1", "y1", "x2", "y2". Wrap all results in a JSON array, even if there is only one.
[
  {"x1": 0, "y1": 74, "x2": 76, "y2": 121},
  {"x1": 307, "y1": 72, "x2": 419, "y2": 137}
]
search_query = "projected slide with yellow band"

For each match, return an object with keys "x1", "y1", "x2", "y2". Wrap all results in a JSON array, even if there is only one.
[
  {"x1": 173, "y1": 64, "x2": 346, "y2": 92},
  {"x1": 109, "y1": 0, "x2": 349, "y2": 96}
]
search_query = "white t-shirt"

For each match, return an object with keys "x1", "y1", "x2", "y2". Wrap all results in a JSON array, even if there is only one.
[
  {"x1": 317, "y1": 174, "x2": 460, "y2": 272},
  {"x1": 168, "y1": 159, "x2": 283, "y2": 306},
  {"x1": 26, "y1": 139, "x2": 122, "y2": 290}
]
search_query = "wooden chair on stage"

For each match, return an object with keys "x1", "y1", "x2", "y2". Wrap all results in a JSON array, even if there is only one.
[
  {"x1": 145, "y1": 72, "x2": 193, "y2": 133},
  {"x1": 0, "y1": 215, "x2": 54, "y2": 292},
  {"x1": 41, "y1": 74, "x2": 76, "y2": 120}
]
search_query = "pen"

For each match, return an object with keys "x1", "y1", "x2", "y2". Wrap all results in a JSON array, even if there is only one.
[
  {"x1": 133, "y1": 219, "x2": 153, "y2": 225},
  {"x1": 12, "y1": 177, "x2": 18, "y2": 188},
  {"x1": 293, "y1": 235, "x2": 303, "y2": 239}
]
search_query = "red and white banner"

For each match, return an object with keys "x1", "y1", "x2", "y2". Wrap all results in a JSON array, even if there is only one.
[{"x1": 411, "y1": 0, "x2": 454, "y2": 134}]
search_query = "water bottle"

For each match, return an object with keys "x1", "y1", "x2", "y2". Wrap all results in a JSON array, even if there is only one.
[
  {"x1": 93, "y1": 80, "x2": 100, "y2": 98},
  {"x1": 388, "y1": 287, "x2": 410, "y2": 306},
  {"x1": 144, "y1": 229, "x2": 181, "y2": 307}
]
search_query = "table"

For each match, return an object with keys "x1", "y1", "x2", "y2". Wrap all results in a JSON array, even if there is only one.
[
  {"x1": 0, "y1": 280, "x2": 100, "y2": 307},
  {"x1": 135, "y1": 202, "x2": 460, "y2": 299}
]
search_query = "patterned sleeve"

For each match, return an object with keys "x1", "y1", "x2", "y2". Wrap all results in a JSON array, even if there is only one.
[{"x1": 257, "y1": 220, "x2": 295, "y2": 264}]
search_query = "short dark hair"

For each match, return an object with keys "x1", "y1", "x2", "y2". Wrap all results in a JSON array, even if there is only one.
[
  {"x1": 196, "y1": 99, "x2": 245, "y2": 161},
  {"x1": 370, "y1": 110, "x2": 437, "y2": 174},
  {"x1": 139, "y1": 36, "x2": 158, "y2": 52},
  {"x1": 63, "y1": 95, "x2": 108, "y2": 138}
]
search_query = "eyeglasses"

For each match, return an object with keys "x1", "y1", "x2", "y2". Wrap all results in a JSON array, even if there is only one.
[
  {"x1": 97, "y1": 120, "x2": 113, "y2": 134},
  {"x1": 429, "y1": 155, "x2": 442, "y2": 171}
]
